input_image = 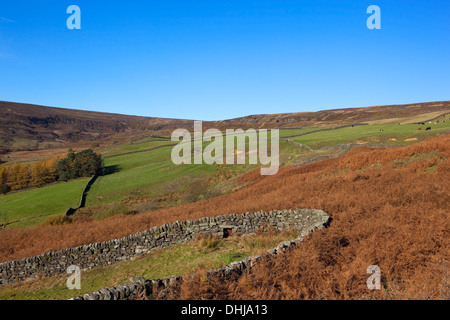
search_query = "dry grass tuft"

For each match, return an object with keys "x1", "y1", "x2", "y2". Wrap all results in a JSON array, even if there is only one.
[{"x1": 1, "y1": 134, "x2": 449, "y2": 299}]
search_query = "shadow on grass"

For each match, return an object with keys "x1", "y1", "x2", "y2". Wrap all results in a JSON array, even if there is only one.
[
  {"x1": 67, "y1": 165, "x2": 121, "y2": 215},
  {"x1": 102, "y1": 164, "x2": 121, "y2": 176}
]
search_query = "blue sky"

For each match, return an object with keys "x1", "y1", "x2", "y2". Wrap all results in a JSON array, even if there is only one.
[{"x1": 0, "y1": 1, "x2": 448, "y2": 121}]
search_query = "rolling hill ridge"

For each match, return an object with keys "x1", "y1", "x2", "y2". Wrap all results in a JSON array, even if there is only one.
[{"x1": 1, "y1": 100, "x2": 449, "y2": 153}]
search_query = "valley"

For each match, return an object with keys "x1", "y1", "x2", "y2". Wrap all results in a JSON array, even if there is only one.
[{"x1": 0, "y1": 100, "x2": 449, "y2": 300}]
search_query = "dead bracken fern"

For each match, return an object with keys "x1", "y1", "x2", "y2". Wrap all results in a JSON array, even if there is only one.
[{"x1": 1, "y1": 134, "x2": 450, "y2": 299}]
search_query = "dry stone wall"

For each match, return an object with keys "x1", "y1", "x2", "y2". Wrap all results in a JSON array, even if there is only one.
[
  {"x1": 73, "y1": 230, "x2": 321, "y2": 300},
  {"x1": 0, "y1": 208, "x2": 329, "y2": 287},
  {"x1": 65, "y1": 173, "x2": 99, "y2": 216}
]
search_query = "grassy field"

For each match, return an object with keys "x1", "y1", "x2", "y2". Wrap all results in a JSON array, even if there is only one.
[
  {"x1": 0, "y1": 139, "x2": 180, "y2": 228},
  {"x1": 1, "y1": 120, "x2": 448, "y2": 229},
  {"x1": 291, "y1": 122, "x2": 450, "y2": 149},
  {"x1": 278, "y1": 127, "x2": 326, "y2": 137},
  {"x1": 87, "y1": 150, "x2": 220, "y2": 207},
  {"x1": 0, "y1": 178, "x2": 90, "y2": 228},
  {"x1": 0, "y1": 230, "x2": 297, "y2": 300},
  {"x1": 1, "y1": 128, "x2": 449, "y2": 300},
  {"x1": 0, "y1": 138, "x2": 263, "y2": 227},
  {"x1": 101, "y1": 138, "x2": 174, "y2": 158}
]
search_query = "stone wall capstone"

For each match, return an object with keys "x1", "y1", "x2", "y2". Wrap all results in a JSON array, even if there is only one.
[
  {"x1": 0, "y1": 208, "x2": 329, "y2": 286},
  {"x1": 73, "y1": 228, "x2": 321, "y2": 300}
]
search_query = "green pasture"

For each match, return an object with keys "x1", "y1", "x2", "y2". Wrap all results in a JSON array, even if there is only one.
[
  {"x1": 0, "y1": 178, "x2": 90, "y2": 228},
  {"x1": 101, "y1": 138, "x2": 173, "y2": 158},
  {"x1": 291, "y1": 122, "x2": 450, "y2": 149},
  {"x1": 1, "y1": 121, "x2": 448, "y2": 229}
]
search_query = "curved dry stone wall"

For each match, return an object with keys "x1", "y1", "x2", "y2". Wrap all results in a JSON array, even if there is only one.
[
  {"x1": 0, "y1": 208, "x2": 329, "y2": 287},
  {"x1": 74, "y1": 227, "x2": 324, "y2": 300}
]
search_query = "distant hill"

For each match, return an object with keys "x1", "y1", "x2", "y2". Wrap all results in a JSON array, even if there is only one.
[
  {"x1": 215, "y1": 100, "x2": 450, "y2": 127},
  {"x1": 1, "y1": 100, "x2": 449, "y2": 152},
  {"x1": 0, "y1": 101, "x2": 191, "y2": 152}
]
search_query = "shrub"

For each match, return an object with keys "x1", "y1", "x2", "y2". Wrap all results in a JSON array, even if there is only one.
[
  {"x1": 183, "y1": 179, "x2": 221, "y2": 203},
  {"x1": 239, "y1": 228, "x2": 298, "y2": 254},
  {"x1": 93, "y1": 203, "x2": 137, "y2": 220},
  {"x1": 0, "y1": 210, "x2": 7, "y2": 230},
  {"x1": 70, "y1": 215, "x2": 94, "y2": 224},
  {"x1": 195, "y1": 234, "x2": 223, "y2": 251},
  {"x1": 0, "y1": 184, "x2": 10, "y2": 195},
  {"x1": 57, "y1": 149, "x2": 103, "y2": 181},
  {"x1": 42, "y1": 215, "x2": 72, "y2": 226}
]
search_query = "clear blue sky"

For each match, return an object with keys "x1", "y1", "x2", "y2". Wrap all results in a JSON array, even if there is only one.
[{"x1": 0, "y1": 1, "x2": 448, "y2": 121}]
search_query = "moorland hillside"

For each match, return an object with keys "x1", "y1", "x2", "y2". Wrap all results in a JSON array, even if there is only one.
[{"x1": 1, "y1": 133, "x2": 448, "y2": 300}]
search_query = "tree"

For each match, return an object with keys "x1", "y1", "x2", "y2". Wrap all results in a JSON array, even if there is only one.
[
  {"x1": 16, "y1": 164, "x2": 31, "y2": 190},
  {"x1": 31, "y1": 161, "x2": 48, "y2": 187},
  {"x1": 57, "y1": 149, "x2": 103, "y2": 181},
  {"x1": 44, "y1": 156, "x2": 60, "y2": 183},
  {"x1": 72, "y1": 149, "x2": 103, "y2": 177},
  {"x1": 57, "y1": 157, "x2": 74, "y2": 181},
  {"x1": 8, "y1": 164, "x2": 21, "y2": 190},
  {"x1": 0, "y1": 165, "x2": 10, "y2": 194},
  {"x1": 0, "y1": 165, "x2": 6, "y2": 184},
  {"x1": 0, "y1": 210, "x2": 7, "y2": 230},
  {"x1": 0, "y1": 184, "x2": 10, "y2": 194},
  {"x1": 0, "y1": 156, "x2": 63, "y2": 193}
]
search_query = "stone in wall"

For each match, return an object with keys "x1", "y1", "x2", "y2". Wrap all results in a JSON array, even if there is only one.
[
  {"x1": 0, "y1": 208, "x2": 329, "y2": 287},
  {"x1": 74, "y1": 223, "x2": 324, "y2": 300}
]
